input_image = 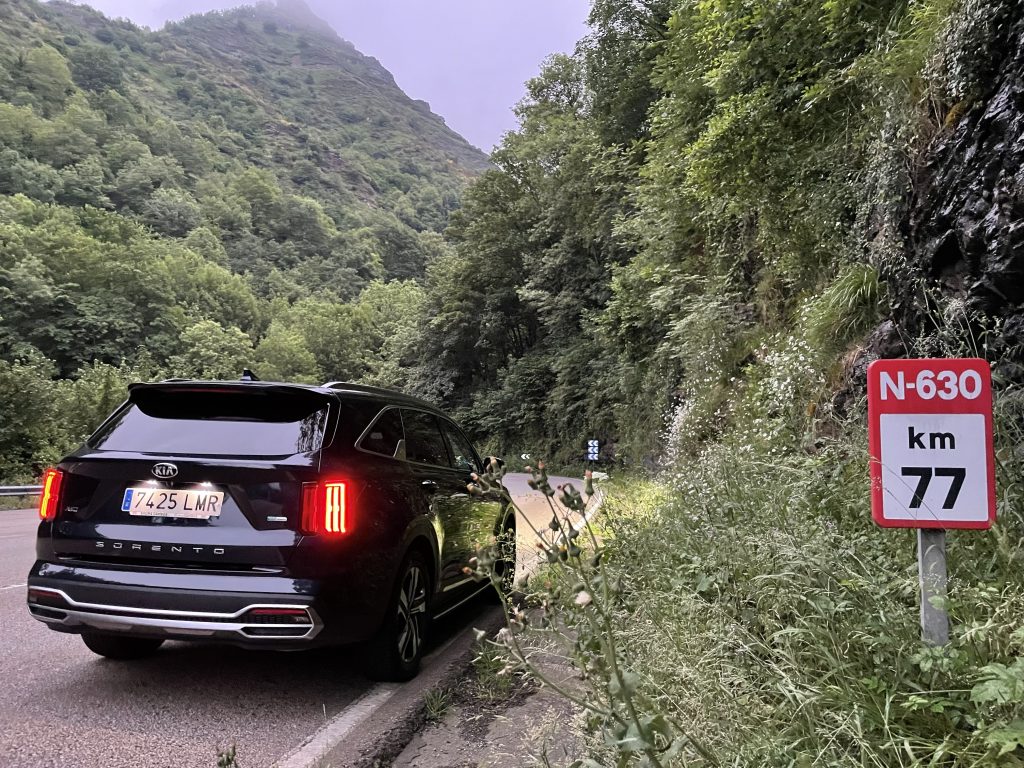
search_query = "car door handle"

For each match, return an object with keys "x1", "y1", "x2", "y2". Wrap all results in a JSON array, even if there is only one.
[{"x1": 420, "y1": 480, "x2": 438, "y2": 494}]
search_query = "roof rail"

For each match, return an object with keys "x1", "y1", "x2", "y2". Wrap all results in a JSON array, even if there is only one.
[
  {"x1": 321, "y1": 381, "x2": 438, "y2": 408},
  {"x1": 322, "y1": 381, "x2": 405, "y2": 395}
]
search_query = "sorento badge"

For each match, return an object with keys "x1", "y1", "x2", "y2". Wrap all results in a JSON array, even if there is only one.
[{"x1": 151, "y1": 462, "x2": 178, "y2": 479}]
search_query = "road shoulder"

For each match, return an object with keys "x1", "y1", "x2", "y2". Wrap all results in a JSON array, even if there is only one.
[
  {"x1": 391, "y1": 635, "x2": 585, "y2": 768},
  {"x1": 293, "y1": 607, "x2": 506, "y2": 768}
]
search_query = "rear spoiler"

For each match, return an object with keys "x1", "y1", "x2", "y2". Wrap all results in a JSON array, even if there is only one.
[{"x1": 126, "y1": 381, "x2": 336, "y2": 400}]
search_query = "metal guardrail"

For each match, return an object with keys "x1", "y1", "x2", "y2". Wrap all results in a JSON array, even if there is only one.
[{"x1": 0, "y1": 485, "x2": 42, "y2": 497}]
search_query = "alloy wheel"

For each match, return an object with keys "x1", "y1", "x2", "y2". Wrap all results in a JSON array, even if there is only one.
[{"x1": 396, "y1": 564, "x2": 427, "y2": 663}]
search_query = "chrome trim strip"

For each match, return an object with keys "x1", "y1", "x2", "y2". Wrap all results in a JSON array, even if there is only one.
[
  {"x1": 28, "y1": 588, "x2": 322, "y2": 641},
  {"x1": 433, "y1": 583, "x2": 490, "y2": 619},
  {"x1": 441, "y1": 576, "x2": 475, "y2": 592},
  {"x1": 354, "y1": 406, "x2": 481, "y2": 473},
  {"x1": 30, "y1": 588, "x2": 301, "y2": 620}
]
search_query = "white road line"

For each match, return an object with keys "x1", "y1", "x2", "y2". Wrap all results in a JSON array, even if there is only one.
[
  {"x1": 0, "y1": 583, "x2": 26, "y2": 591},
  {"x1": 273, "y1": 627, "x2": 472, "y2": 768},
  {"x1": 287, "y1": 476, "x2": 600, "y2": 768},
  {"x1": 273, "y1": 682, "x2": 401, "y2": 768}
]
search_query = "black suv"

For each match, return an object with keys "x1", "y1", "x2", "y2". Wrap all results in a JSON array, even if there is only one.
[{"x1": 26, "y1": 379, "x2": 514, "y2": 681}]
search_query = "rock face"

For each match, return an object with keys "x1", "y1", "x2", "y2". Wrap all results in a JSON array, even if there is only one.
[{"x1": 898, "y1": 4, "x2": 1024, "y2": 372}]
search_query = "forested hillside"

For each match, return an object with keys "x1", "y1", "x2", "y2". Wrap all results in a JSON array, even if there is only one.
[
  {"x1": 3, "y1": 0, "x2": 1024, "y2": 471},
  {"x1": 429, "y1": 0, "x2": 1024, "y2": 463},
  {"x1": 0, "y1": 0, "x2": 487, "y2": 478},
  {"x1": 5, "y1": 0, "x2": 1024, "y2": 761},
  {"x1": 458, "y1": 1, "x2": 1024, "y2": 764}
]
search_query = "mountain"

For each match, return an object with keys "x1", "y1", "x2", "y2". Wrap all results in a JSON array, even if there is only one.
[{"x1": 0, "y1": 0, "x2": 489, "y2": 289}]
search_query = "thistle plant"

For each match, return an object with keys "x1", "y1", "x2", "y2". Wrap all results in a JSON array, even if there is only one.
[{"x1": 467, "y1": 459, "x2": 718, "y2": 768}]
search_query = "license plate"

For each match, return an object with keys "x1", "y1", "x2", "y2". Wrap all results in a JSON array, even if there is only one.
[{"x1": 121, "y1": 487, "x2": 224, "y2": 519}]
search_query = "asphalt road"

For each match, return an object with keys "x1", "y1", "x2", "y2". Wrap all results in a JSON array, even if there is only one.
[
  {"x1": 502, "y1": 470, "x2": 596, "y2": 578},
  {"x1": 0, "y1": 472, "x2": 592, "y2": 768}
]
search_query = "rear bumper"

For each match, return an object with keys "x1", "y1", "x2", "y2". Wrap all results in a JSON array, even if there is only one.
[
  {"x1": 27, "y1": 560, "x2": 383, "y2": 649},
  {"x1": 28, "y1": 586, "x2": 323, "y2": 645}
]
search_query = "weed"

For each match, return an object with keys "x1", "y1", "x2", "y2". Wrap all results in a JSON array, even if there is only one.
[
  {"x1": 465, "y1": 392, "x2": 1024, "y2": 767},
  {"x1": 215, "y1": 744, "x2": 239, "y2": 768},
  {"x1": 469, "y1": 460, "x2": 717, "y2": 767},
  {"x1": 423, "y1": 686, "x2": 454, "y2": 723}
]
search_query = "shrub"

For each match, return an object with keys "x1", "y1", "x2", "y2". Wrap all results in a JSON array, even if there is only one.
[{"x1": 479, "y1": 389, "x2": 1024, "y2": 765}]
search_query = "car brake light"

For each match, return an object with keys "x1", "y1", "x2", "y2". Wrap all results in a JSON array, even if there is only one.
[
  {"x1": 301, "y1": 481, "x2": 348, "y2": 536},
  {"x1": 324, "y1": 482, "x2": 346, "y2": 534},
  {"x1": 38, "y1": 469, "x2": 63, "y2": 521}
]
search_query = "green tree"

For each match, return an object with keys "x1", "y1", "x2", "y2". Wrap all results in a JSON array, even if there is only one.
[
  {"x1": 274, "y1": 298, "x2": 371, "y2": 382},
  {"x1": 17, "y1": 46, "x2": 74, "y2": 116},
  {"x1": 68, "y1": 45, "x2": 123, "y2": 92},
  {"x1": 140, "y1": 187, "x2": 202, "y2": 237},
  {"x1": 355, "y1": 280, "x2": 427, "y2": 389},
  {"x1": 58, "y1": 155, "x2": 109, "y2": 207},
  {"x1": 253, "y1": 323, "x2": 321, "y2": 383},
  {"x1": 0, "y1": 149, "x2": 61, "y2": 202},
  {"x1": 110, "y1": 155, "x2": 186, "y2": 210},
  {"x1": 0, "y1": 354, "x2": 57, "y2": 480},
  {"x1": 183, "y1": 226, "x2": 229, "y2": 265},
  {"x1": 166, "y1": 250, "x2": 264, "y2": 335},
  {"x1": 167, "y1": 320, "x2": 255, "y2": 380},
  {"x1": 51, "y1": 361, "x2": 140, "y2": 452}
]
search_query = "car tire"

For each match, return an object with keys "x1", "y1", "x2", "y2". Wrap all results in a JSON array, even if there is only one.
[
  {"x1": 365, "y1": 550, "x2": 431, "y2": 682},
  {"x1": 81, "y1": 632, "x2": 164, "y2": 660},
  {"x1": 488, "y1": 521, "x2": 516, "y2": 603}
]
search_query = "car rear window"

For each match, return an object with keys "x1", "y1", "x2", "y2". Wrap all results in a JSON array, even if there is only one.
[
  {"x1": 442, "y1": 422, "x2": 479, "y2": 473},
  {"x1": 359, "y1": 408, "x2": 404, "y2": 457},
  {"x1": 89, "y1": 388, "x2": 330, "y2": 457},
  {"x1": 402, "y1": 409, "x2": 450, "y2": 467}
]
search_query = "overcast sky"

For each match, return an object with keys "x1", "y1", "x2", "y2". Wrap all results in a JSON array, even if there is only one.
[{"x1": 69, "y1": 0, "x2": 591, "y2": 151}]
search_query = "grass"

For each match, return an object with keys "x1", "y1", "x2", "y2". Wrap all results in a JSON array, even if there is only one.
[
  {"x1": 493, "y1": 407, "x2": 1024, "y2": 766},
  {"x1": 422, "y1": 686, "x2": 454, "y2": 723},
  {"x1": 0, "y1": 495, "x2": 36, "y2": 511},
  {"x1": 470, "y1": 643, "x2": 531, "y2": 704}
]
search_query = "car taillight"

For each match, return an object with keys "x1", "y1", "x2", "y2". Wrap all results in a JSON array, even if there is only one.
[
  {"x1": 38, "y1": 469, "x2": 63, "y2": 521},
  {"x1": 301, "y1": 481, "x2": 348, "y2": 536}
]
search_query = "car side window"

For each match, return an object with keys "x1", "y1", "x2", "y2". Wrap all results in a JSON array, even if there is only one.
[
  {"x1": 402, "y1": 410, "x2": 451, "y2": 467},
  {"x1": 443, "y1": 422, "x2": 479, "y2": 474},
  {"x1": 359, "y1": 408, "x2": 404, "y2": 458}
]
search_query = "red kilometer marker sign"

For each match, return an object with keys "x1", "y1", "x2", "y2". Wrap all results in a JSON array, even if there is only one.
[{"x1": 868, "y1": 358, "x2": 996, "y2": 529}]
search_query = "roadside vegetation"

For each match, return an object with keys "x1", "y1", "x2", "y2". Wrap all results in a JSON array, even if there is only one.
[
  {"x1": 475, "y1": 392, "x2": 1024, "y2": 765},
  {"x1": 454, "y1": 1, "x2": 1024, "y2": 763},
  {"x1": 485, "y1": 411, "x2": 1024, "y2": 765},
  {"x1": 5, "y1": 0, "x2": 1024, "y2": 761}
]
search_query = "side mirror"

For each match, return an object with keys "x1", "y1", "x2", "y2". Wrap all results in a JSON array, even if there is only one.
[{"x1": 483, "y1": 456, "x2": 505, "y2": 471}]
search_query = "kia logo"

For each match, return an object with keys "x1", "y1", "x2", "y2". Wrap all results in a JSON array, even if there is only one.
[{"x1": 151, "y1": 463, "x2": 178, "y2": 479}]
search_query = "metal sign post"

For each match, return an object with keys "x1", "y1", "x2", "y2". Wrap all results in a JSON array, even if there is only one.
[
  {"x1": 868, "y1": 358, "x2": 995, "y2": 647},
  {"x1": 917, "y1": 529, "x2": 949, "y2": 645}
]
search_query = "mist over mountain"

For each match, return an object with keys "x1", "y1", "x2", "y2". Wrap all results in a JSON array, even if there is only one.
[{"x1": 69, "y1": 0, "x2": 591, "y2": 151}]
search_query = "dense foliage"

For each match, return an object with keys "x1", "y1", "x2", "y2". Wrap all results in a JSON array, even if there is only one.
[
  {"x1": 7, "y1": 0, "x2": 1002, "y2": 472},
  {"x1": 5, "y1": 0, "x2": 1024, "y2": 762},
  {"x1": 0, "y1": 0, "x2": 484, "y2": 478},
  {"x1": 443, "y1": 0, "x2": 1024, "y2": 765}
]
